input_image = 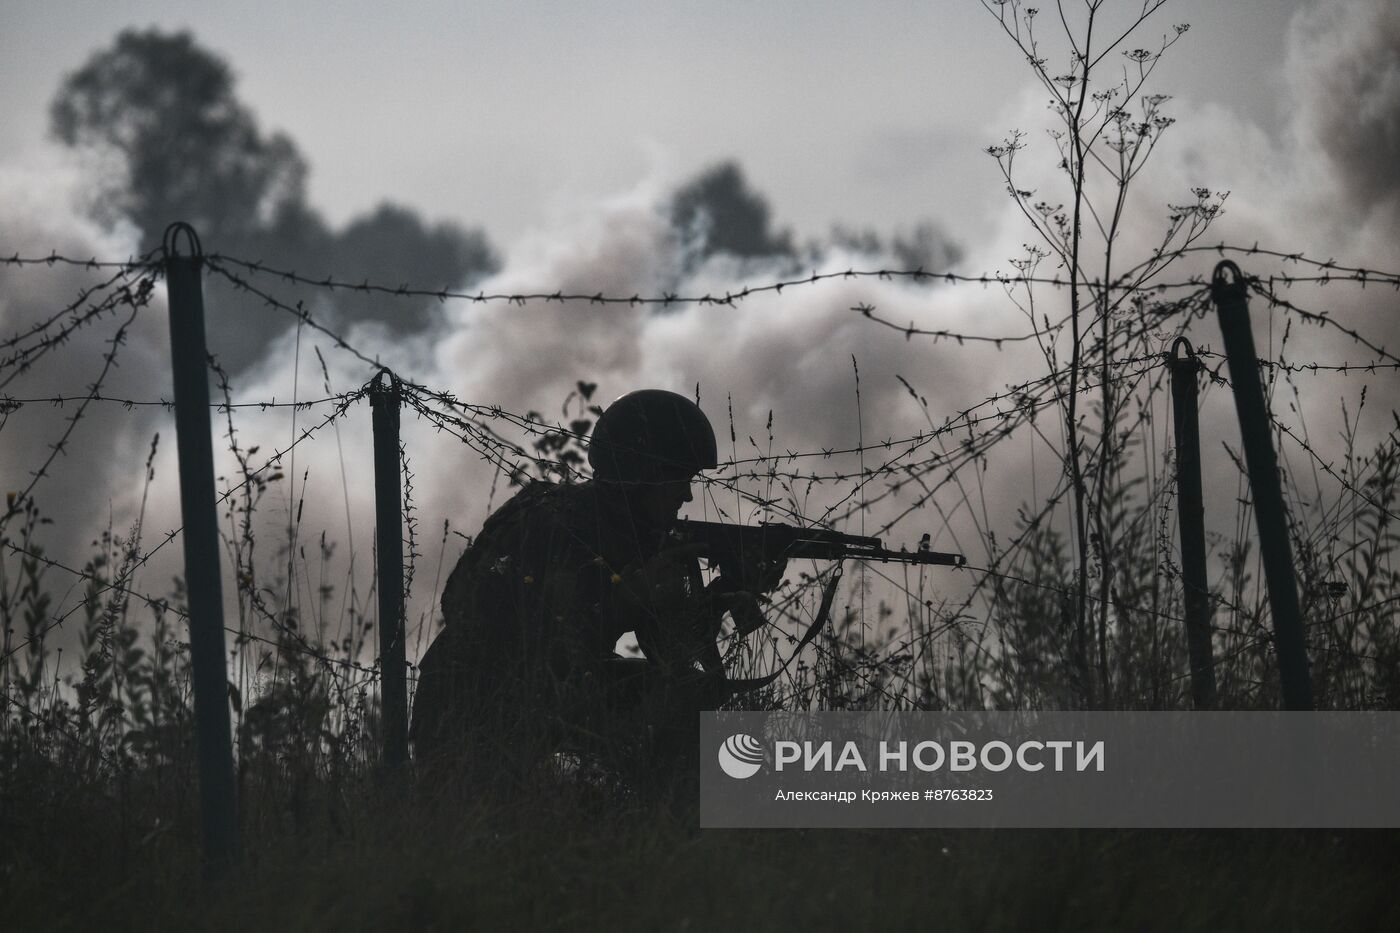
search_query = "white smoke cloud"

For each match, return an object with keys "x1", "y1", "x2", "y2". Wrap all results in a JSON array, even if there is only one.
[{"x1": 0, "y1": 150, "x2": 168, "y2": 573}]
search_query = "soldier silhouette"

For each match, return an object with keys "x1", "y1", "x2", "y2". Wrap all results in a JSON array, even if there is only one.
[{"x1": 410, "y1": 390, "x2": 782, "y2": 778}]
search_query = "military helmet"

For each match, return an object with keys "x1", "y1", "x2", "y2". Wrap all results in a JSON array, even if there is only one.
[{"x1": 588, "y1": 389, "x2": 719, "y2": 483}]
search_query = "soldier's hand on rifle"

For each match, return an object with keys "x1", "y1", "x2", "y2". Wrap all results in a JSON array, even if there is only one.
[
  {"x1": 711, "y1": 589, "x2": 769, "y2": 637},
  {"x1": 614, "y1": 544, "x2": 706, "y2": 630},
  {"x1": 615, "y1": 544, "x2": 715, "y2": 670},
  {"x1": 705, "y1": 549, "x2": 785, "y2": 639},
  {"x1": 714, "y1": 550, "x2": 787, "y2": 597}
]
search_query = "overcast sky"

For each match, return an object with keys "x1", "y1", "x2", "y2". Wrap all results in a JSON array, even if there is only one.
[{"x1": 2, "y1": 1, "x2": 1306, "y2": 244}]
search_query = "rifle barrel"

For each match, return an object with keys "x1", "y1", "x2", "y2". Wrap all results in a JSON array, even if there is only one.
[{"x1": 801, "y1": 538, "x2": 965, "y2": 567}]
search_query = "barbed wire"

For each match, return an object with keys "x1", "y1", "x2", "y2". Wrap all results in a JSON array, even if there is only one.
[
  {"x1": 0, "y1": 268, "x2": 157, "y2": 391},
  {"x1": 10, "y1": 249, "x2": 1388, "y2": 459},
  {"x1": 1193, "y1": 349, "x2": 1400, "y2": 376},
  {"x1": 6, "y1": 275, "x2": 1367, "y2": 508},
  {"x1": 204, "y1": 252, "x2": 1201, "y2": 305},
  {"x1": 1200, "y1": 364, "x2": 1400, "y2": 526},
  {"x1": 188, "y1": 266, "x2": 898, "y2": 504},
  {"x1": 380, "y1": 332, "x2": 1388, "y2": 512},
  {"x1": 204, "y1": 254, "x2": 1083, "y2": 370},
  {"x1": 3, "y1": 350, "x2": 1386, "y2": 468},
  {"x1": 194, "y1": 242, "x2": 1203, "y2": 550},
  {"x1": 8, "y1": 252, "x2": 1355, "y2": 509},
  {"x1": 8, "y1": 242, "x2": 1399, "y2": 288},
  {"x1": 826, "y1": 346, "x2": 1173, "y2": 535},
  {"x1": 0, "y1": 391, "x2": 361, "y2": 413},
  {"x1": 6, "y1": 246, "x2": 1393, "y2": 362},
  {"x1": 202, "y1": 248, "x2": 1400, "y2": 305},
  {"x1": 1, "y1": 257, "x2": 152, "y2": 354},
  {"x1": 0, "y1": 388, "x2": 369, "y2": 663},
  {"x1": 1, "y1": 253, "x2": 157, "y2": 271},
  {"x1": 901, "y1": 343, "x2": 1189, "y2": 685},
  {"x1": 970, "y1": 552, "x2": 1400, "y2": 700},
  {"x1": 203, "y1": 260, "x2": 388, "y2": 374},
  {"x1": 0, "y1": 537, "x2": 397, "y2": 683},
  {"x1": 2, "y1": 293, "x2": 151, "y2": 527},
  {"x1": 405, "y1": 342, "x2": 1168, "y2": 475},
  {"x1": 1247, "y1": 279, "x2": 1400, "y2": 369},
  {"x1": 5, "y1": 243, "x2": 1400, "y2": 714},
  {"x1": 1107, "y1": 242, "x2": 1400, "y2": 289}
]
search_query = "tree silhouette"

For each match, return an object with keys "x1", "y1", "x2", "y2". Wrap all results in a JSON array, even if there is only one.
[
  {"x1": 51, "y1": 29, "x2": 310, "y2": 256},
  {"x1": 332, "y1": 204, "x2": 496, "y2": 331},
  {"x1": 668, "y1": 161, "x2": 963, "y2": 279},
  {"x1": 669, "y1": 161, "x2": 794, "y2": 264},
  {"x1": 51, "y1": 28, "x2": 499, "y2": 369}
]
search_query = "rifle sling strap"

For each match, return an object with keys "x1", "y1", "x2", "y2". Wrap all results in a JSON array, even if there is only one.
[{"x1": 719, "y1": 563, "x2": 844, "y2": 699}]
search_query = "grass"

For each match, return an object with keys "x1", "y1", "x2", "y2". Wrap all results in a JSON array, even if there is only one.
[
  {"x1": 4, "y1": 769, "x2": 1397, "y2": 932},
  {"x1": 5, "y1": 320, "x2": 1400, "y2": 929},
  {"x1": 4, "y1": 366, "x2": 1400, "y2": 930}
]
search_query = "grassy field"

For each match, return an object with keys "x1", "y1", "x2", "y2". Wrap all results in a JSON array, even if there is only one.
[{"x1": 4, "y1": 761, "x2": 1397, "y2": 932}]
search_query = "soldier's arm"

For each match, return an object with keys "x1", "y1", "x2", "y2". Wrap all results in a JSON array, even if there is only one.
[{"x1": 607, "y1": 548, "x2": 719, "y2": 672}]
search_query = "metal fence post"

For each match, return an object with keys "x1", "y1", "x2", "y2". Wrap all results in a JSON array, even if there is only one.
[
  {"x1": 162, "y1": 222, "x2": 239, "y2": 872},
  {"x1": 370, "y1": 369, "x2": 408, "y2": 766},
  {"x1": 1210, "y1": 261, "x2": 1313, "y2": 710},
  {"x1": 1167, "y1": 337, "x2": 1217, "y2": 710}
]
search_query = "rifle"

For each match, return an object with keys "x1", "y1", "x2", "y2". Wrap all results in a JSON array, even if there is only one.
[
  {"x1": 666, "y1": 519, "x2": 964, "y2": 679},
  {"x1": 673, "y1": 518, "x2": 965, "y2": 583}
]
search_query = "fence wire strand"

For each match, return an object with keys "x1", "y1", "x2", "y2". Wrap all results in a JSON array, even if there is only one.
[{"x1": 2, "y1": 241, "x2": 1398, "y2": 716}]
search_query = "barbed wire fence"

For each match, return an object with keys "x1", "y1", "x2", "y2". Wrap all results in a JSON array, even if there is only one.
[
  {"x1": 4, "y1": 242, "x2": 1397, "y2": 641},
  {"x1": 3, "y1": 230, "x2": 1399, "y2": 852}
]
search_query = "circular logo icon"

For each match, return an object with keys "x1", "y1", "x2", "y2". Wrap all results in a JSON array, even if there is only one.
[{"x1": 718, "y1": 733, "x2": 764, "y2": 779}]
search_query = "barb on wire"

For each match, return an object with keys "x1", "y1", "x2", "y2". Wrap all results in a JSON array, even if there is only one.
[
  {"x1": 1194, "y1": 349, "x2": 1400, "y2": 376},
  {"x1": 1, "y1": 258, "x2": 151, "y2": 354},
  {"x1": 1204, "y1": 363, "x2": 1400, "y2": 526},
  {"x1": 2, "y1": 281, "x2": 155, "y2": 530},
  {"x1": 1246, "y1": 279, "x2": 1400, "y2": 369},
  {"x1": 1, "y1": 267, "x2": 158, "y2": 392},
  {"x1": 1, "y1": 252, "x2": 158, "y2": 272}
]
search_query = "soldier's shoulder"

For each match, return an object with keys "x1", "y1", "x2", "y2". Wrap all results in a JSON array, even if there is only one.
[
  {"x1": 467, "y1": 481, "x2": 606, "y2": 553},
  {"x1": 495, "y1": 479, "x2": 596, "y2": 522},
  {"x1": 442, "y1": 483, "x2": 582, "y2": 601}
]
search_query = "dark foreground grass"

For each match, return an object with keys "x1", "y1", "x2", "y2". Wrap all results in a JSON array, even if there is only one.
[{"x1": 3, "y1": 766, "x2": 1397, "y2": 933}]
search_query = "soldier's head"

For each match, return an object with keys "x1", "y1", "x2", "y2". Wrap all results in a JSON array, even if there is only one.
[{"x1": 588, "y1": 389, "x2": 718, "y2": 527}]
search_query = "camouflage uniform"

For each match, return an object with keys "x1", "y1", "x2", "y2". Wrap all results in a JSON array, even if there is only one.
[{"x1": 410, "y1": 479, "x2": 720, "y2": 763}]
